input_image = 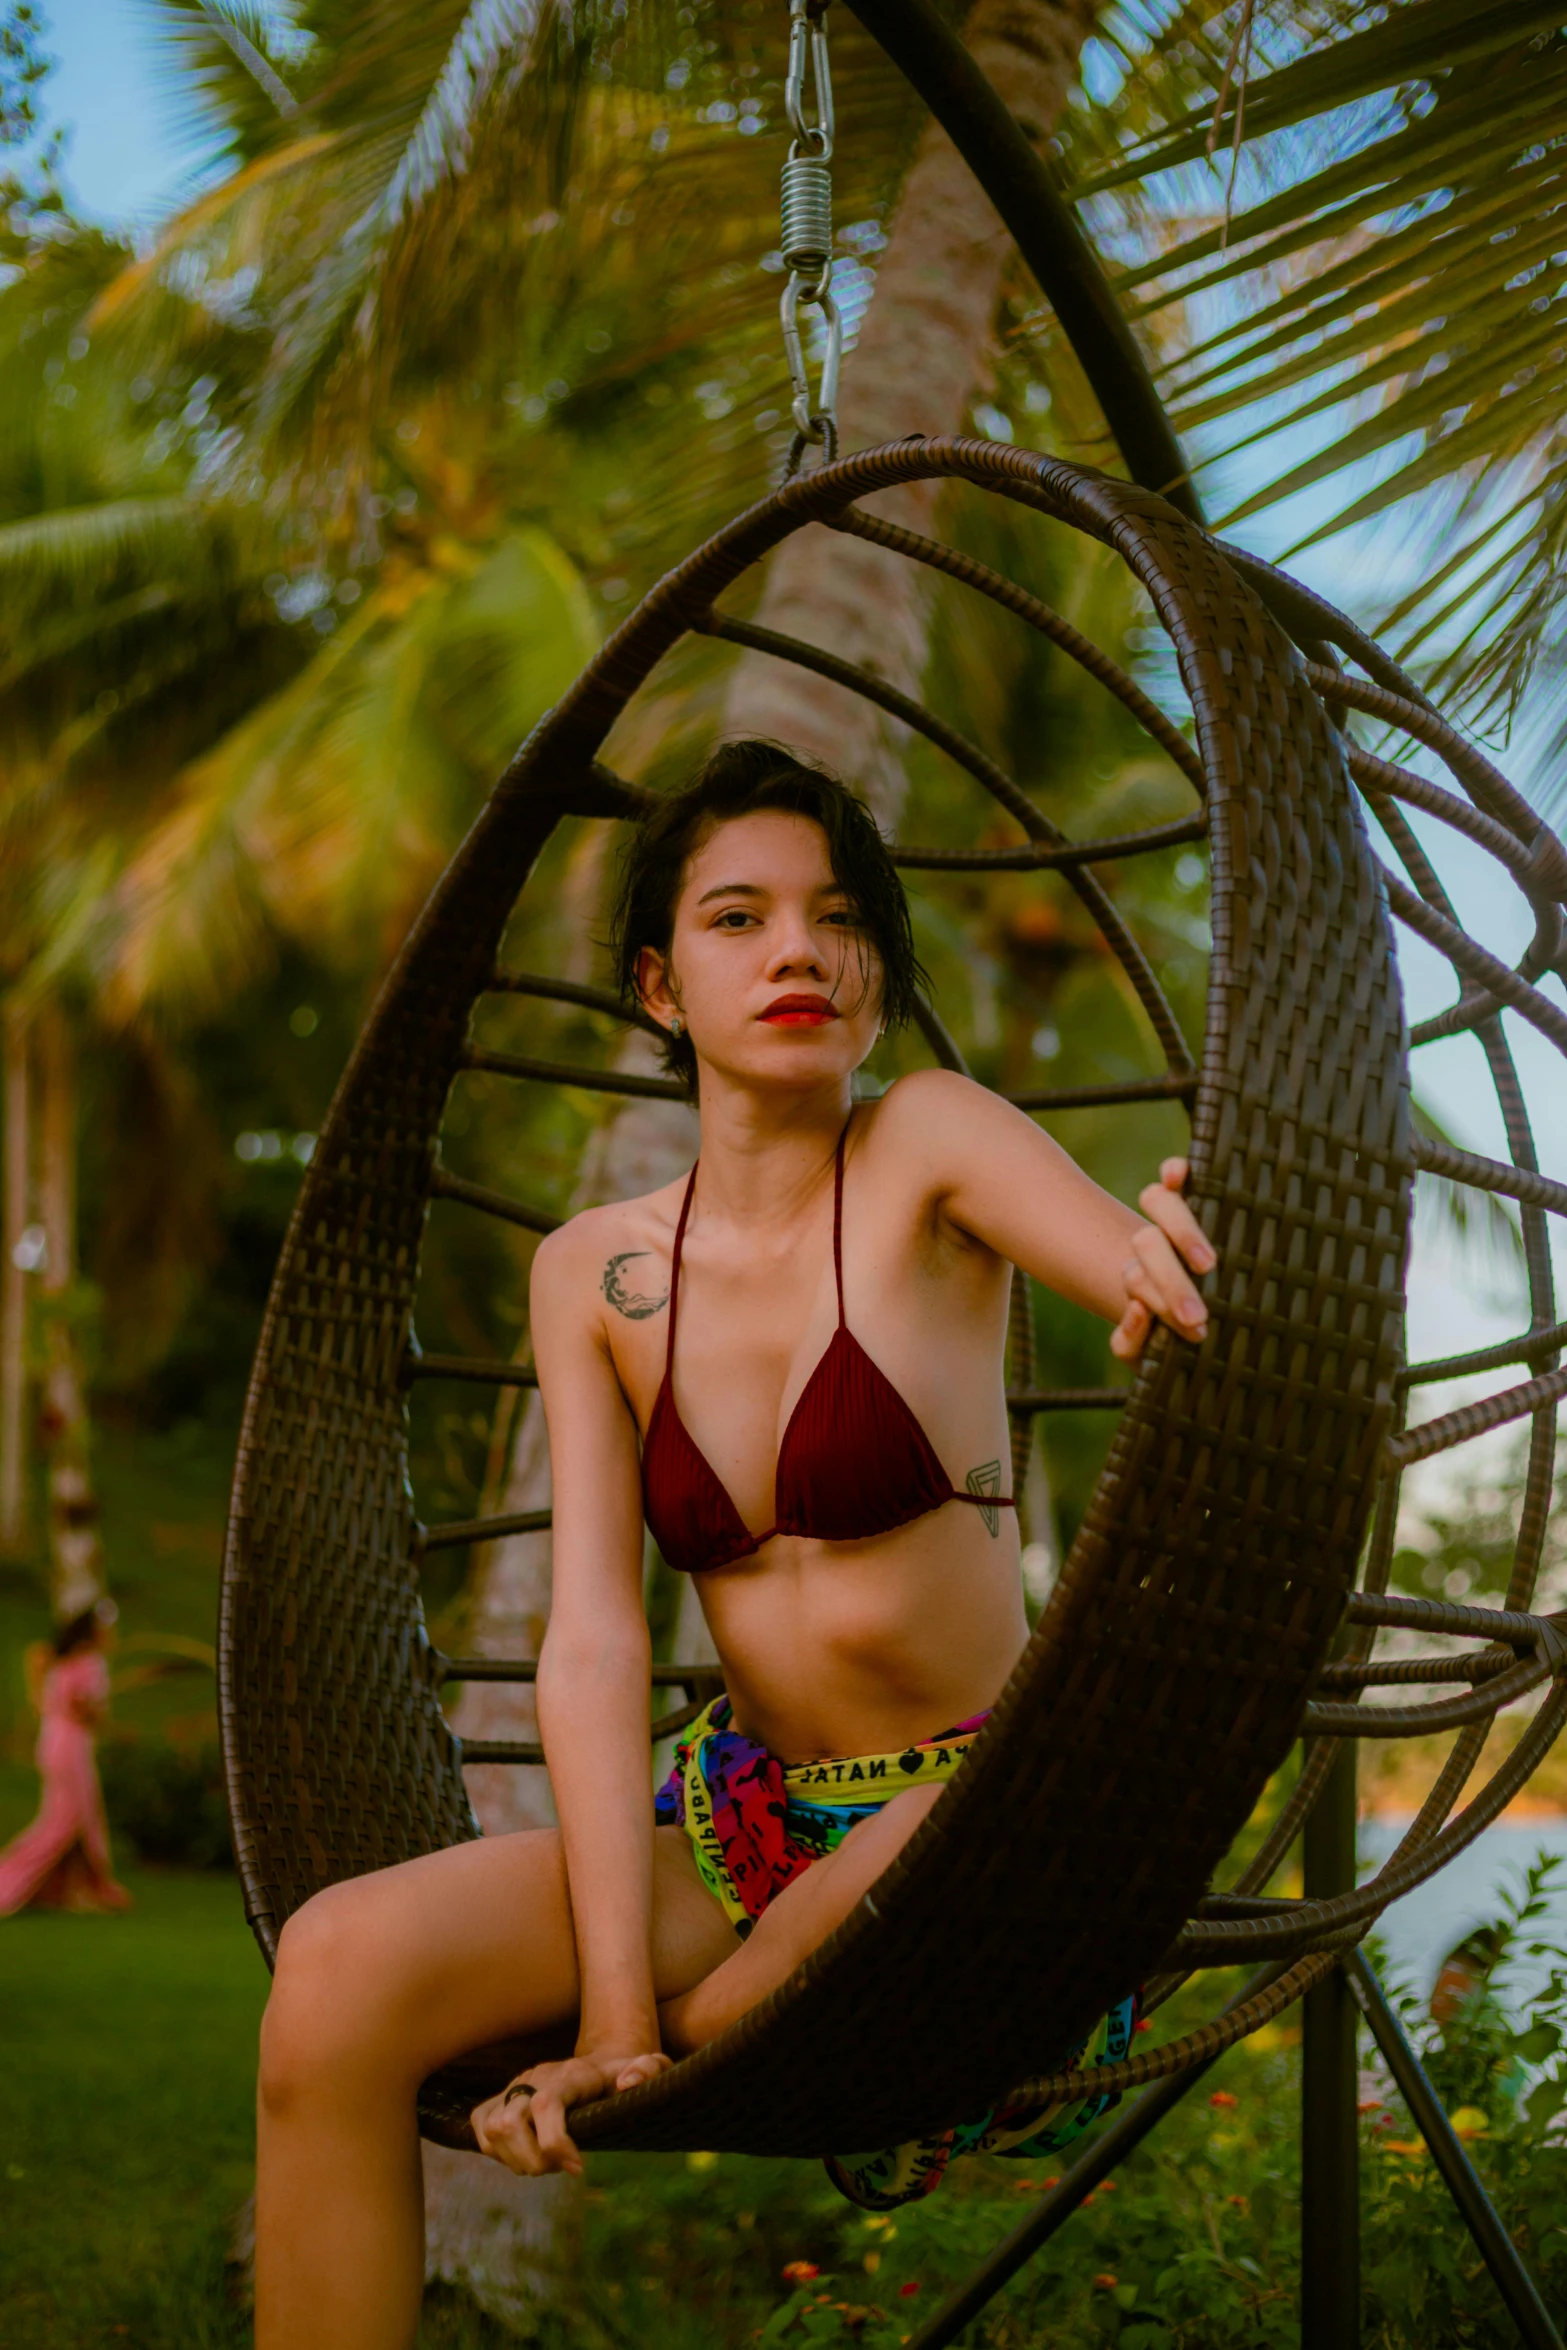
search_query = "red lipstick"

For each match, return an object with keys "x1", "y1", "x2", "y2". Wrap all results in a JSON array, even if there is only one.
[{"x1": 760, "y1": 993, "x2": 840, "y2": 1026}]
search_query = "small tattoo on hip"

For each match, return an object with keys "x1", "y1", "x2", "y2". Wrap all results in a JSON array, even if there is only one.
[{"x1": 965, "y1": 1459, "x2": 1003, "y2": 1538}]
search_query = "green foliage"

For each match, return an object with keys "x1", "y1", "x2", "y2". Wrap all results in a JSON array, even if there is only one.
[
  {"x1": 7, "y1": 0, "x2": 1552, "y2": 1512},
  {"x1": 1065, "y1": 1, "x2": 1567, "y2": 737},
  {"x1": 1358, "y1": 1858, "x2": 1567, "y2": 2347},
  {"x1": 100, "y1": 1734, "x2": 233, "y2": 1868},
  {"x1": 0, "y1": 0, "x2": 66, "y2": 257},
  {"x1": 0, "y1": 1, "x2": 50, "y2": 146},
  {"x1": 115, "y1": 0, "x2": 926, "y2": 543},
  {"x1": 1389, "y1": 1427, "x2": 1567, "y2": 1606},
  {"x1": 0, "y1": 1867, "x2": 265, "y2": 2350}
]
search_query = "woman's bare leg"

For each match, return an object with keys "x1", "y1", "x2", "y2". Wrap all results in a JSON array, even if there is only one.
[
  {"x1": 255, "y1": 1824, "x2": 734, "y2": 2350},
  {"x1": 661, "y1": 1783, "x2": 944, "y2": 2053}
]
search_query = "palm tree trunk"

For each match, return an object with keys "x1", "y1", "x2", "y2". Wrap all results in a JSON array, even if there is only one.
[
  {"x1": 722, "y1": 0, "x2": 1100, "y2": 815},
  {"x1": 35, "y1": 1001, "x2": 104, "y2": 1620},
  {"x1": 1, "y1": 1000, "x2": 32, "y2": 1554}
]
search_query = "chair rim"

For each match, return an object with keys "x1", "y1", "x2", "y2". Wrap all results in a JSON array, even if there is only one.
[{"x1": 223, "y1": 438, "x2": 1419, "y2": 2158}]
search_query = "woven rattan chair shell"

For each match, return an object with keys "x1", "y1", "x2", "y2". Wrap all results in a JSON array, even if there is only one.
[{"x1": 220, "y1": 439, "x2": 1410, "y2": 2160}]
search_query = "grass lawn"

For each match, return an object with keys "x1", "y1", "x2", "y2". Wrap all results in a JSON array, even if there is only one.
[
  {"x1": 0, "y1": 1426, "x2": 253, "y2": 2348},
  {"x1": 1, "y1": 1864, "x2": 263, "y2": 2349}
]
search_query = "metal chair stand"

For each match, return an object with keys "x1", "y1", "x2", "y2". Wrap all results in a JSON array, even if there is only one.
[{"x1": 905, "y1": 1746, "x2": 1565, "y2": 2350}]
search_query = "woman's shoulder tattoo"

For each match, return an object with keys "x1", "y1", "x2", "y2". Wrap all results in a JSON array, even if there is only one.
[{"x1": 601, "y1": 1249, "x2": 670, "y2": 1321}]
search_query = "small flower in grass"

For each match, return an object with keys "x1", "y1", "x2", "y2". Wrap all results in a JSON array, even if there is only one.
[
  {"x1": 1134, "y1": 2017, "x2": 1153, "y2": 2033},
  {"x1": 782, "y1": 2260, "x2": 820, "y2": 2284},
  {"x1": 1042, "y1": 2176, "x2": 1060, "y2": 2190},
  {"x1": 1209, "y1": 2090, "x2": 1239, "y2": 2110},
  {"x1": 899, "y1": 2280, "x2": 922, "y2": 2298},
  {"x1": 1099, "y1": 2179, "x2": 1118, "y2": 2193},
  {"x1": 1358, "y1": 2099, "x2": 1386, "y2": 2116},
  {"x1": 1094, "y1": 2273, "x2": 1120, "y2": 2290}
]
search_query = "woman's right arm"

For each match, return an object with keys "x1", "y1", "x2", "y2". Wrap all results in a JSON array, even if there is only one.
[{"x1": 472, "y1": 1218, "x2": 669, "y2": 2175}]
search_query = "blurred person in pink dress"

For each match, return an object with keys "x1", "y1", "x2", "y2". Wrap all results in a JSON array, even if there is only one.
[{"x1": 0, "y1": 1597, "x2": 131, "y2": 1915}]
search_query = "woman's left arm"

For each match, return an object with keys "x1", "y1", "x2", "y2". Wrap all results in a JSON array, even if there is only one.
[{"x1": 893, "y1": 1070, "x2": 1215, "y2": 1359}]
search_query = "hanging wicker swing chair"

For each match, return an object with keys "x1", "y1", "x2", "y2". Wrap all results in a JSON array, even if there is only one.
[{"x1": 220, "y1": 432, "x2": 1567, "y2": 2173}]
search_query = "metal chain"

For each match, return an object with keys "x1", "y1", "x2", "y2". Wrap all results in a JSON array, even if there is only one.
[{"x1": 779, "y1": 0, "x2": 840, "y2": 476}]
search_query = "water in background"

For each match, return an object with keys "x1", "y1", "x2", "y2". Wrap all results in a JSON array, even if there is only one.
[{"x1": 1361, "y1": 1816, "x2": 1567, "y2": 2014}]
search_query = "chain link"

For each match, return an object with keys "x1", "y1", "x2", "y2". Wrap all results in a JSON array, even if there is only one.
[{"x1": 779, "y1": 0, "x2": 840, "y2": 476}]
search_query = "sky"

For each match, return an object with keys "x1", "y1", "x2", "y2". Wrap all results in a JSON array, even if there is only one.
[
  {"x1": 34, "y1": 0, "x2": 226, "y2": 233},
  {"x1": 31, "y1": 4, "x2": 1567, "y2": 1525}
]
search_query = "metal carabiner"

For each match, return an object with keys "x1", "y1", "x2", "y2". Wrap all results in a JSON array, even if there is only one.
[
  {"x1": 779, "y1": 0, "x2": 838, "y2": 478},
  {"x1": 780, "y1": 271, "x2": 842, "y2": 444},
  {"x1": 784, "y1": 0, "x2": 834, "y2": 162}
]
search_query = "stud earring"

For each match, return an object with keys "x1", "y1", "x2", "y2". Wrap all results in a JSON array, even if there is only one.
[{"x1": 669, "y1": 1016, "x2": 684, "y2": 1038}]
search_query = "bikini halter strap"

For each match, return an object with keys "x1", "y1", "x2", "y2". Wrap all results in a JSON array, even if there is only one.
[
  {"x1": 831, "y1": 1120, "x2": 847, "y2": 1330},
  {"x1": 664, "y1": 1158, "x2": 700, "y2": 1373},
  {"x1": 665, "y1": 1121, "x2": 851, "y2": 1369}
]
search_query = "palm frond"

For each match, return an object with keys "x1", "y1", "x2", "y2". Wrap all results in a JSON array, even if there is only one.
[
  {"x1": 1076, "y1": 0, "x2": 1564, "y2": 196},
  {"x1": 192, "y1": 1, "x2": 300, "y2": 118},
  {"x1": 105, "y1": 521, "x2": 598, "y2": 1022},
  {"x1": 254, "y1": 0, "x2": 560, "y2": 433},
  {"x1": 96, "y1": 0, "x2": 923, "y2": 548},
  {"x1": 86, "y1": 134, "x2": 338, "y2": 331},
  {"x1": 0, "y1": 497, "x2": 212, "y2": 583},
  {"x1": 142, "y1": 0, "x2": 308, "y2": 166},
  {"x1": 1061, "y1": 4, "x2": 1567, "y2": 738}
]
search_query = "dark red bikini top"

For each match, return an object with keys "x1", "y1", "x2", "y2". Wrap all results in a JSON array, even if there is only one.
[{"x1": 641, "y1": 1127, "x2": 1016, "y2": 1574}]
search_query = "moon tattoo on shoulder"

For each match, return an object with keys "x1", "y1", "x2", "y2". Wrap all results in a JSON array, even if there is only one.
[{"x1": 602, "y1": 1250, "x2": 670, "y2": 1322}]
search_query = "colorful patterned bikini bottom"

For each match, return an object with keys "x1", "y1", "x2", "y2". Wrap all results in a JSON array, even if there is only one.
[{"x1": 654, "y1": 1694, "x2": 1136, "y2": 2209}]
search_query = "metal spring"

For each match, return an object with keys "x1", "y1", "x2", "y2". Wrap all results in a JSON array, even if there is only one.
[{"x1": 780, "y1": 155, "x2": 832, "y2": 278}]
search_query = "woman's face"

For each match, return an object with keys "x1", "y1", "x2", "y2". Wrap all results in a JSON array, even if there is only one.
[{"x1": 637, "y1": 810, "x2": 884, "y2": 1095}]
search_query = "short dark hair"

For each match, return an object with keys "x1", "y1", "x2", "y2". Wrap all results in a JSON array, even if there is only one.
[
  {"x1": 607, "y1": 739, "x2": 923, "y2": 1095},
  {"x1": 53, "y1": 1605, "x2": 102, "y2": 1658}
]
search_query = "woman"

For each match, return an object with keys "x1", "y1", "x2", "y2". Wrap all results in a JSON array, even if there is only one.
[
  {"x1": 255, "y1": 742, "x2": 1213, "y2": 2347},
  {"x1": 0, "y1": 1596, "x2": 131, "y2": 1916}
]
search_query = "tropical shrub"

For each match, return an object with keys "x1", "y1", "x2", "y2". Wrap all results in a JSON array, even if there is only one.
[{"x1": 101, "y1": 1735, "x2": 232, "y2": 1869}]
